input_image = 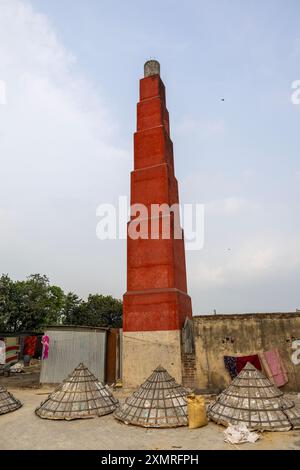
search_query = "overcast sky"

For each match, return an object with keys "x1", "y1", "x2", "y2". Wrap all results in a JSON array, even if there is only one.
[{"x1": 0, "y1": 0, "x2": 299, "y2": 314}]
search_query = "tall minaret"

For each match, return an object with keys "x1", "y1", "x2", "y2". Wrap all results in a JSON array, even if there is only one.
[{"x1": 123, "y1": 61, "x2": 192, "y2": 387}]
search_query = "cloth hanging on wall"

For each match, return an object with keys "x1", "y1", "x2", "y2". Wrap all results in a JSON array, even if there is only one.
[
  {"x1": 5, "y1": 337, "x2": 19, "y2": 363},
  {"x1": 224, "y1": 356, "x2": 238, "y2": 379},
  {"x1": 236, "y1": 354, "x2": 262, "y2": 373},
  {"x1": 41, "y1": 335, "x2": 50, "y2": 360},
  {"x1": 259, "y1": 349, "x2": 288, "y2": 387},
  {"x1": 0, "y1": 340, "x2": 5, "y2": 365},
  {"x1": 24, "y1": 336, "x2": 37, "y2": 357},
  {"x1": 224, "y1": 354, "x2": 262, "y2": 379}
]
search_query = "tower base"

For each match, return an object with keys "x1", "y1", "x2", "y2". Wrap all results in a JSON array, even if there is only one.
[{"x1": 122, "y1": 330, "x2": 183, "y2": 388}]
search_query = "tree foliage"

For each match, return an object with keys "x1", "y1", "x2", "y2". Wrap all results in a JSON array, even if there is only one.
[
  {"x1": 0, "y1": 274, "x2": 123, "y2": 332},
  {"x1": 62, "y1": 294, "x2": 122, "y2": 328}
]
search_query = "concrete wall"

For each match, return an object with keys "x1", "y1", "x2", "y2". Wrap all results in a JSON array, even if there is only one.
[
  {"x1": 193, "y1": 313, "x2": 300, "y2": 393},
  {"x1": 122, "y1": 330, "x2": 183, "y2": 388}
]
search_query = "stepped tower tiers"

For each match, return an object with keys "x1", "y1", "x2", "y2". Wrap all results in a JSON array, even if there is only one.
[{"x1": 123, "y1": 61, "x2": 192, "y2": 388}]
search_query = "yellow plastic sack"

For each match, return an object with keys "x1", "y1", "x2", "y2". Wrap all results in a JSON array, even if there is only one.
[{"x1": 187, "y1": 394, "x2": 208, "y2": 429}]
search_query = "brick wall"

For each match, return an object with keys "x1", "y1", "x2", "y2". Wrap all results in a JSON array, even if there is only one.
[{"x1": 181, "y1": 350, "x2": 197, "y2": 390}]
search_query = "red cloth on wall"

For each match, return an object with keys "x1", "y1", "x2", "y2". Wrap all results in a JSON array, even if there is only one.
[
  {"x1": 24, "y1": 336, "x2": 37, "y2": 357},
  {"x1": 259, "y1": 349, "x2": 288, "y2": 387},
  {"x1": 236, "y1": 354, "x2": 262, "y2": 373}
]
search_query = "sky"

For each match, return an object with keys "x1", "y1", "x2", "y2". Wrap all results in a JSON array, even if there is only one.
[{"x1": 0, "y1": 0, "x2": 299, "y2": 314}]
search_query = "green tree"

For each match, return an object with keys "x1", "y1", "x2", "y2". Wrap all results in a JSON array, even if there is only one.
[
  {"x1": 0, "y1": 274, "x2": 65, "y2": 332},
  {"x1": 0, "y1": 274, "x2": 16, "y2": 331},
  {"x1": 47, "y1": 284, "x2": 65, "y2": 325},
  {"x1": 63, "y1": 294, "x2": 123, "y2": 328},
  {"x1": 62, "y1": 292, "x2": 83, "y2": 325},
  {"x1": 0, "y1": 273, "x2": 123, "y2": 331}
]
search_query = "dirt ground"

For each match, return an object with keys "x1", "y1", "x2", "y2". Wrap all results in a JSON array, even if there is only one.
[
  {"x1": 0, "y1": 362, "x2": 41, "y2": 389},
  {"x1": 1, "y1": 383, "x2": 300, "y2": 450}
]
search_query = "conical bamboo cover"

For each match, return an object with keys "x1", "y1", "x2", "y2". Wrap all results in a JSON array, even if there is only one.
[
  {"x1": 208, "y1": 362, "x2": 300, "y2": 431},
  {"x1": 35, "y1": 363, "x2": 118, "y2": 420},
  {"x1": 114, "y1": 366, "x2": 189, "y2": 428},
  {"x1": 0, "y1": 384, "x2": 22, "y2": 415}
]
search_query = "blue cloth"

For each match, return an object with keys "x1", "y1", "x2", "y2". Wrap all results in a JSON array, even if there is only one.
[{"x1": 224, "y1": 355, "x2": 238, "y2": 379}]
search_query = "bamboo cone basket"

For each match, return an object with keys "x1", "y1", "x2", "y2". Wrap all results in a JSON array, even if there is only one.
[
  {"x1": 208, "y1": 362, "x2": 300, "y2": 431},
  {"x1": 35, "y1": 363, "x2": 118, "y2": 420},
  {"x1": 0, "y1": 384, "x2": 22, "y2": 415},
  {"x1": 114, "y1": 366, "x2": 189, "y2": 428}
]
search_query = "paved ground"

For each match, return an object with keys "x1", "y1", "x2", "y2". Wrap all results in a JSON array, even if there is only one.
[{"x1": 1, "y1": 388, "x2": 300, "y2": 450}]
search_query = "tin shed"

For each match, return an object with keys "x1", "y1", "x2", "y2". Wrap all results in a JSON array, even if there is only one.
[{"x1": 40, "y1": 326, "x2": 107, "y2": 384}]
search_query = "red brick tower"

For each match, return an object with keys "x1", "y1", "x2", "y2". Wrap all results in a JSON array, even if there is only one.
[{"x1": 123, "y1": 61, "x2": 192, "y2": 387}]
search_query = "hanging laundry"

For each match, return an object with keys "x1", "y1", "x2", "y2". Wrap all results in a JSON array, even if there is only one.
[
  {"x1": 259, "y1": 349, "x2": 288, "y2": 387},
  {"x1": 236, "y1": 354, "x2": 261, "y2": 373},
  {"x1": 24, "y1": 336, "x2": 37, "y2": 358},
  {"x1": 41, "y1": 335, "x2": 50, "y2": 360},
  {"x1": 5, "y1": 337, "x2": 19, "y2": 363},
  {"x1": 0, "y1": 340, "x2": 5, "y2": 365},
  {"x1": 224, "y1": 356, "x2": 238, "y2": 379}
]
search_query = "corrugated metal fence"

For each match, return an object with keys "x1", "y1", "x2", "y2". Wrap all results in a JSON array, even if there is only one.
[{"x1": 40, "y1": 328, "x2": 107, "y2": 384}]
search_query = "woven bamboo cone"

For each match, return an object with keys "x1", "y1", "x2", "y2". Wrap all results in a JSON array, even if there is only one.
[
  {"x1": 0, "y1": 384, "x2": 22, "y2": 415},
  {"x1": 208, "y1": 362, "x2": 300, "y2": 431},
  {"x1": 35, "y1": 363, "x2": 118, "y2": 420},
  {"x1": 114, "y1": 365, "x2": 189, "y2": 428}
]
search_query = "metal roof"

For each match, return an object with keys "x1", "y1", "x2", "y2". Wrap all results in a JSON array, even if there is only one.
[{"x1": 45, "y1": 325, "x2": 109, "y2": 332}]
